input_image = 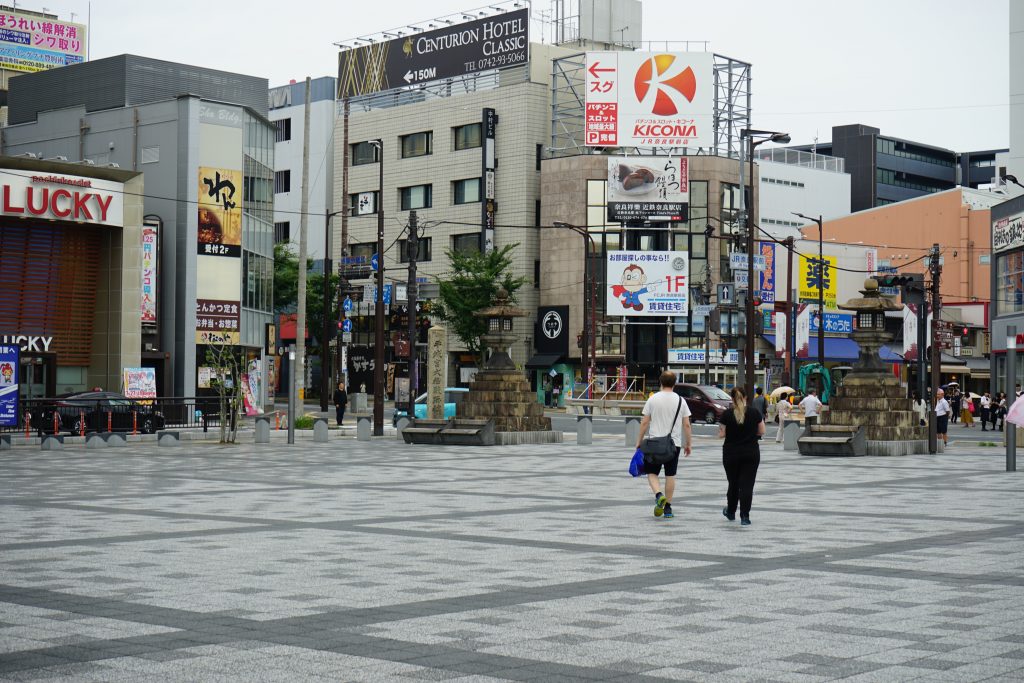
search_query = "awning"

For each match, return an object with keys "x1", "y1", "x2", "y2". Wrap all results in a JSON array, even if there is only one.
[
  {"x1": 525, "y1": 353, "x2": 563, "y2": 369},
  {"x1": 879, "y1": 347, "x2": 969, "y2": 366},
  {"x1": 278, "y1": 314, "x2": 309, "y2": 341},
  {"x1": 762, "y1": 335, "x2": 859, "y2": 362}
]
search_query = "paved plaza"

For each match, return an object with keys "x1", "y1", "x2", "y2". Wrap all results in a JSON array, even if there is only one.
[{"x1": 1, "y1": 432, "x2": 1023, "y2": 682}]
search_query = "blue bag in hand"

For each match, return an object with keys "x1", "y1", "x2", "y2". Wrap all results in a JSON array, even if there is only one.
[{"x1": 628, "y1": 448, "x2": 645, "y2": 477}]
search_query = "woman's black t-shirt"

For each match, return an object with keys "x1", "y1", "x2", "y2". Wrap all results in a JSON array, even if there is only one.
[{"x1": 720, "y1": 406, "x2": 763, "y2": 456}]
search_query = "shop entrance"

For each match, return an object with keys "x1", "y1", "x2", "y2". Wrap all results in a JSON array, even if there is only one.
[{"x1": 19, "y1": 353, "x2": 57, "y2": 399}]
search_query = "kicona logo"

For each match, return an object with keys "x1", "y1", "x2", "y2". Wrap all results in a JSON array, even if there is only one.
[{"x1": 633, "y1": 54, "x2": 697, "y2": 116}]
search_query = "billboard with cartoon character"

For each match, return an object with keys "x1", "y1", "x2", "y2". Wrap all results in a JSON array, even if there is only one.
[
  {"x1": 0, "y1": 344, "x2": 19, "y2": 427},
  {"x1": 606, "y1": 251, "x2": 689, "y2": 317}
]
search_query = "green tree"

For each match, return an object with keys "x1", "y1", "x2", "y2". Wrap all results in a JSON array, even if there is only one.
[
  {"x1": 432, "y1": 243, "x2": 526, "y2": 360},
  {"x1": 273, "y1": 242, "x2": 339, "y2": 349},
  {"x1": 273, "y1": 242, "x2": 300, "y2": 312}
]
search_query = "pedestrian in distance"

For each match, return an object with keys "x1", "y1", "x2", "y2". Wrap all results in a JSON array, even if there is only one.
[
  {"x1": 752, "y1": 387, "x2": 767, "y2": 420},
  {"x1": 912, "y1": 391, "x2": 927, "y2": 427},
  {"x1": 635, "y1": 370, "x2": 693, "y2": 520},
  {"x1": 799, "y1": 388, "x2": 823, "y2": 426},
  {"x1": 980, "y1": 392, "x2": 992, "y2": 431},
  {"x1": 718, "y1": 387, "x2": 765, "y2": 526},
  {"x1": 996, "y1": 392, "x2": 1008, "y2": 432},
  {"x1": 332, "y1": 381, "x2": 348, "y2": 426},
  {"x1": 935, "y1": 388, "x2": 951, "y2": 447},
  {"x1": 949, "y1": 389, "x2": 960, "y2": 423},
  {"x1": 774, "y1": 392, "x2": 792, "y2": 443},
  {"x1": 962, "y1": 394, "x2": 974, "y2": 427}
]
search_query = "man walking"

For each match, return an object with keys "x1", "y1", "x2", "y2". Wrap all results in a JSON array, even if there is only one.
[
  {"x1": 980, "y1": 392, "x2": 991, "y2": 431},
  {"x1": 935, "y1": 388, "x2": 950, "y2": 447},
  {"x1": 799, "y1": 388, "x2": 823, "y2": 426},
  {"x1": 332, "y1": 381, "x2": 348, "y2": 426},
  {"x1": 636, "y1": 371, "x2": 692, "y2": 519},
  {"x1": 752, "y1": 387, "x2": 768, "y2": 420}
]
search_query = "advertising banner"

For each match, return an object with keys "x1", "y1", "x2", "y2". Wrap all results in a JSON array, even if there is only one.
[
  {"x1": 242, "y1": 359, "x2": 261, "y2": 416},
  {"x1": 0, "y1": 171, "x2": 124, "y2": 225},
  {"x1": 196, "y1": 299, "x2": 240, "y2": 345},
  {"x1": 903, "y1": 304, "x2": 919, "y2": 361},
  {"x1": 668, "y1": 348, "x2": 757, "y2": 365},
  {"x1": 481, "y1": 107, "x2": 496, "y2": 252},
  {"x1": 0, "y1": 344, "x2": 19, "y2": 427},
  {"x1": 197, "y1": 167, "x2": 242, "y2": 257},
  {"x1": 775, "y1": 312, "x2": 787, "y2": 358},
  {"x1": 758, "y1": 241, "x2": 776, "y2": 303},
  {"x1": 795, "y1": 304, "x2": 811, "y2": 358},
  {"x1": 606, "y1": 251, "x2": 689, "y2": 316},
  {"x1": 141, "y1": 222, "x2": 158, "y2": 324},
  {"x1": 584, "y1": 51, "x2": 714, "y2": 148},
  {"x1": 606, "y1": 157, "x2": 688, "y2": 222},
  {"x1": 536, "y1": 306, "x2": 569, "y2": 355},
  {"x1": 865, "y1": 247, "x2": 878, "y2": 276},
  {"x1": 337, "y1": 8, "x2": 529, "y2": 97},
  {"x1": 993, "y1": 212, "x2": 1024, "y2": 254},
  {"x1": 0, "y1": 11, "x2": 86, "y2": 73},
  {"x1": 122, "y1": 368, "x2": 157, "y2": 399},
  {"x1": 798, "y1": 254, "x2": 837, "y2": 308}
]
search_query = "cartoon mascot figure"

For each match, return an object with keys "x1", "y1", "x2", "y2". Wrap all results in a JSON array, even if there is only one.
[
  {"x1": 611, "y1": 264, "x2": 650, "y2": 311},
  {"x1": 0, "y1": 362, "x2": 13, "y2": 385}
]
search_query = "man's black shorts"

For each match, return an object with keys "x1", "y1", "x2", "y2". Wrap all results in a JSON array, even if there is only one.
[
  {"x1": 643, "y1": 447, "x2": 681, "y2": 477},
  {"x1": 936, "y1": 415, "x2": 948, "y2": 434}
]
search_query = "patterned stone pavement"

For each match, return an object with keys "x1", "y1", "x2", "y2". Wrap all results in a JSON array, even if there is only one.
[{"x1": 1, "y1": 432, "x2": 1023, "y2": 682}]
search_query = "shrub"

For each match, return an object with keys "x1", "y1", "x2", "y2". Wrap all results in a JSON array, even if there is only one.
[{"x1": 294, "y1": 415, "x2": 316, "y2": 430}]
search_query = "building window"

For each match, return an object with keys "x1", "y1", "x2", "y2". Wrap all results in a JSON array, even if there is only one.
[
  {"x1": 275, "y1": 118, "x2": 292, "y2": 142},
  {"x1": 453, "y1": 178, "x2": 480, "y2": 205},
  {"x1": 401, "y1": 131, "x2": 433, "y2": 158},
  {"x1": 141, "y1": 146, "x2": 159, "y2": 164},
  {"x1": 351, "y1": 141, "x2": 379, "y2": 166},
  {"x1": 349, "y1": 191, "x2": 378, "y2": 216},
  {"x1": 400, "y1": 184, "x2": 432, "y2": 210},
  {"x1": 452, "y1": 233, "x2": 480, "y2": 254},
  {"x1": 274, "y1": 170, "x2": 291, "y2": 194},
  {"x1": 274, "y1": 221, "x2": 290, "y2": 243},
  {"x1": 398, "y1": 237, "x2": 432, "y2": 263},
  {"x1": 350, "y1": 242, "x2": 375, "y2": 261},
  {"x1": 536, "y1": 144, "x2": 543, "y2": 171},
  {"x1": 534, "y1": 260, "x2": 540, "y2": 288},
  {"x1": 995, "y1": 250, "x2": 1024, "y2": 316},
  {"x1": 453, "y1": 123, "x2": 481, "y2": 151}
]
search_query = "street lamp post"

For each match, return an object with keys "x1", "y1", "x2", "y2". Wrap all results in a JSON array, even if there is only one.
[
  {"x1": 554, "y1": 221, "x2": 597, "y2": 394},
  {"x1": 794, "y1": 212, "x2": 825, "y2": 370},
  {"x1": 371, "y1": 139, "x2": 385, "y2": 436},
  {"x1": 740, "y1": 128, "x2": 790, "y2": 399},
  {"x1": 320, "y1": 210, "x2": 344, "y2": 412}
]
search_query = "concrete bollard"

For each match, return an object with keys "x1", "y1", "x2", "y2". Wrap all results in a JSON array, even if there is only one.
[
  {"x1": 351, "y1": 393, "x2": 368, "y2": 413},
  {"x1": 41, "y1": 435, "x2": 63, "y2": 451},
  {"x1": 395, "y1": 416, "x2": 412, "y2": 439},
  {"x1": 576, "y1": 414, "x2": 593, "y2": 446},
  {"x1": 313, "y1": 417, "x2": 329, "y2": 443},
  {"x1": 255, "y1": 415, "x2": 271, "y2": 444},
  {"x1": 0, "y1": 434, "x2": 10, "y2": 450},
  {"x1": 625, "y1": 416, "x2": 641, "y2": 448},
  {"x1": 157, "y1": 431, "x2": 180, "y2": 447},
  {"x1": 783, "y1": 422, "x2": 802, "y2": 451},
  {"x1": 86, "y1": 434, "x2": 107, "y2": 449},
  {"x1": 105, "y1": 432, "x2": 126, "y2": 448},
  {"x1": 356, "y1": 414, "x2": 372, "y2": 441}
]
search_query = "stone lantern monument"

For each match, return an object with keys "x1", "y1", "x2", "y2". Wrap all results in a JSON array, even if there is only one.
[{"x1": 799, "y1": 279, "x2": 928, "y2": 456}]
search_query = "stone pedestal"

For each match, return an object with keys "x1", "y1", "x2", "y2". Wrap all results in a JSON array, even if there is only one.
[
  {"x1": 823, "y1": 375, "x2": 925, "y2": 442},
  {"x1": 460, "y1": 370, "x2": 551, "y2": 432},
  {"x1": 576, "y1": 415, "x2": 593, "y2": 445}
]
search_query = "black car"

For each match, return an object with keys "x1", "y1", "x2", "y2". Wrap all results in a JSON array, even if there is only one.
[{"x1": 32, "y1": 391, "x2": 165, "y2": 435}]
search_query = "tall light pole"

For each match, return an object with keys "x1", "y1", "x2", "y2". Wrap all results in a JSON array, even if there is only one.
[
  {"x1": 371, "y1": 139, "x2": 385, "y2": 436},
  {"x1": 554, "y1": 221, "x2": 597, "y2": 394},
  {"x1": 794, "y1": 212, "x2": 825, "y2": 371},
  {"x1": 740, "y1": 128, "x2": 790, "y2": 399}
]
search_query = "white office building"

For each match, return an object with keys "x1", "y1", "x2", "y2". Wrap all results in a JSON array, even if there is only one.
[{"x1": 754, "y1": 148, "x2": 852, "y2": 240}]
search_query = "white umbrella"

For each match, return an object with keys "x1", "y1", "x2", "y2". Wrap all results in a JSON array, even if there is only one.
[
  {"x1": 1007, "y1": 395, "x2": 1024, "y2": 426},
  {"x1": 770, "y1": 386, "x2": 796, "y2": 400}
]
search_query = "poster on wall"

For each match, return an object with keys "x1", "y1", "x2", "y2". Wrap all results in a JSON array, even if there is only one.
[
  {"x1": 0, "y1": 344, "x2": 19, "y2": 427},
  {"x1": 122, "y1": 368, "x2": 157, "y2": 399},
  {"x1": 795, "y1": 304, "x2": 810, "y2": 359},
  {"x1": 141, "y1": 222, "x2": 158, "y2": 324},
  {"x1": 197, "y1": 167, "x2": 242, "y2": 257},
  {"x1": 798, "y1": 254, "x2": 837, "y2": 308},
  {"x1": 758, "y1": 241, "x2": 776, "y2": 303},
  {"x1": 606, "y1": 157, "x2": 688, "y2": 222},
  {"x1": 606, "y1": 251, "x2": 689, "y2": 316},
  {"x1": 775, "y1": 312, "x2": 787, "y2": 359}
]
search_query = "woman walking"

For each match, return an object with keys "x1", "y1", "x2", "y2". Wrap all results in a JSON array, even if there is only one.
[
  {"x1": 774, "y1": 392, "x2": 791, "y2": 443},
  {"x1": 718, "y1": 387, "x2": 765, "y2": 527},
  {"x1": 961, "y1": 394, "x2": 974, "y2": 427}
]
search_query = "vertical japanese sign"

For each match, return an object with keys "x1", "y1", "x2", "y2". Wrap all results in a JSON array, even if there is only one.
[
  {"x1": 758, "y1": 241, "x2": 776, "y2": 304},
  {"x1": 795, "y1": 304, "x2": 810, "y2": 359},
  {"x1": 903, "y1": 304, "x2": 919, "y2": 361},
  {"x1": 427, "y1": 326, "x2": 448, "y2": 419},
  {"x1": 481, "y1": 107, "x2": 497, "y2": 253},
  {"x1": 0, "y1": 11, "x2": 87, "y2": 73},
  {"x1": 197, "y1": 167, "x2": 242, "y2": 257},
  {"x1": 606, "y1": 156, "x2": 688, "y2": 222},
  {"x1": 865, "y1": 248, "x2": 878, "y2": 277},
  {"x1": 0, "y1": 344, "x2": 19, "y2": 427},
  {"x1": 775, "y1": 312, "x2": 787, "y2": 359},
  {"x1": 798, "y1": 254, "x2": 837, "y2": 308},
  {"x1": 196, "y1": 299, "x2": 240, "y2": 345},
  {"x1": 585, "y1": 52, "x2": 714, "y2": 148},
  {"x1": 141, "y1": 221, "x2": 158, "y2": 324}
]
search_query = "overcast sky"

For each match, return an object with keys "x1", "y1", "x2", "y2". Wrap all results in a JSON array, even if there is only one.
[{"x1": 37, "y1": 0, "x2": 1009, "y2": 152}]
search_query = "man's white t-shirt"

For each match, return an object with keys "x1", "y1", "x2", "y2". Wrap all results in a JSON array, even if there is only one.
[
  {"x1": 799, "y1": 394, "x2": 822, "y2": 417},
  {"x1": 935, "y1": 398, "x2": 951, "y2": 416},
  {"x1": 642, "y1": 390, "x2": 691, "y2": 448},
  {"x1": 981, "y1": 395, "x2": 991, "y2": 409}
]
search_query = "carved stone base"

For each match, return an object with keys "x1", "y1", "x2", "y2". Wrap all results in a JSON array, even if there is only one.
[{"x1": 462, "y1": 370, "x2": 551, "y2": 432}]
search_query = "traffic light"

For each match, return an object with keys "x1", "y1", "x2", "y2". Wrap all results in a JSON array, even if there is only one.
[
  {"x1": 961, "y1": 326, "x2": 969, "y2": 339},
  {"x1": 337, "y1": 320, "x2": 344, "y2": 338},
  {"x1": 752, "y1": 294, "x2": 763, "y2": 308}
]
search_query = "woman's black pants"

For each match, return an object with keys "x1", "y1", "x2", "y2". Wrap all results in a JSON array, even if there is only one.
[{"x1": 723, "y1": 450, "x2": 761, "y2": 518}]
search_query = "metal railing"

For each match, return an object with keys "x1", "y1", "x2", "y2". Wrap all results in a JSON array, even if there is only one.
[
  {"x1": 3, "y1": 396, "x2": 238, "y2": 436},
  {"x1": 754, "y1": 147, "x2": 845, "y2": 173}
]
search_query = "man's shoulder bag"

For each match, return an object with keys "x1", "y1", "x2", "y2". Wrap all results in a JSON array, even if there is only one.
[{"x1": 640, "y1": 395, "x2": 682, "y2": 465}]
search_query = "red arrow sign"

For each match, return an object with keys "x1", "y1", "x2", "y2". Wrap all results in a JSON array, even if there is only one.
[{"x1": 588, "y1": 62, "x2": 614, "y2": 79}]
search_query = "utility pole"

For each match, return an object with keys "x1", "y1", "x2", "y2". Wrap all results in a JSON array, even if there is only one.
[
  {"x1": 784, "y1": 236, "x2": 795, "y2": 385},
  {"x1": 704, "y1": 258, "x2": 712, "y2": 385},
  {"x1": 373, "y1": 139, "x2": 385, "y2": 436},
  {"x1": 929, "y1": 243, "x2": 941, "y2": 454},
  {"x1": 338, "y1": 96, "x2": 350, "y2": 388},
  {"x1": 406, "y1": 210, "x2": 419, "y2": 417},
  {"x1": 295, "y1": 76, "x2": 312, "y2": 404}
]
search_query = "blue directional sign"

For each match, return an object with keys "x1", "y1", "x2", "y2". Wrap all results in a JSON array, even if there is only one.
[
  {"x1": 342, "y1": 319, "x2": 353, "y2": 333},
  {"x1": 382, "y1": 284, "x2": 392, "y2": 305},
  {"x1": 343, "y1": 297, "x2": 353, "y2": 313},
  {"x1": 371, "y1": 253, "x2": 379, "y2": 272}
]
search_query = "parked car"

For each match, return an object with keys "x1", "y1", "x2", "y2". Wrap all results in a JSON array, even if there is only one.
[
  {"x1": 673, "y1": 383, "x2": 733, "y2": 424},
  {"x1": 392, "y1": 387, "x2": 468, "y2": 426},
  {"x1": 31, "y1": 391, "x2": 166, "y2": 435}
]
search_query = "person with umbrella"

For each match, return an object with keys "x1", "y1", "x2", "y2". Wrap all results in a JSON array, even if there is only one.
[{"x1": 774, "y1": 391, "x2": 792, "y2": 443}]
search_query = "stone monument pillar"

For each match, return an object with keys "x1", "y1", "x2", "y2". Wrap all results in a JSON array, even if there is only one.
[{"x1": 427, "y1": 326, "x2": 447, "y2": 419}]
